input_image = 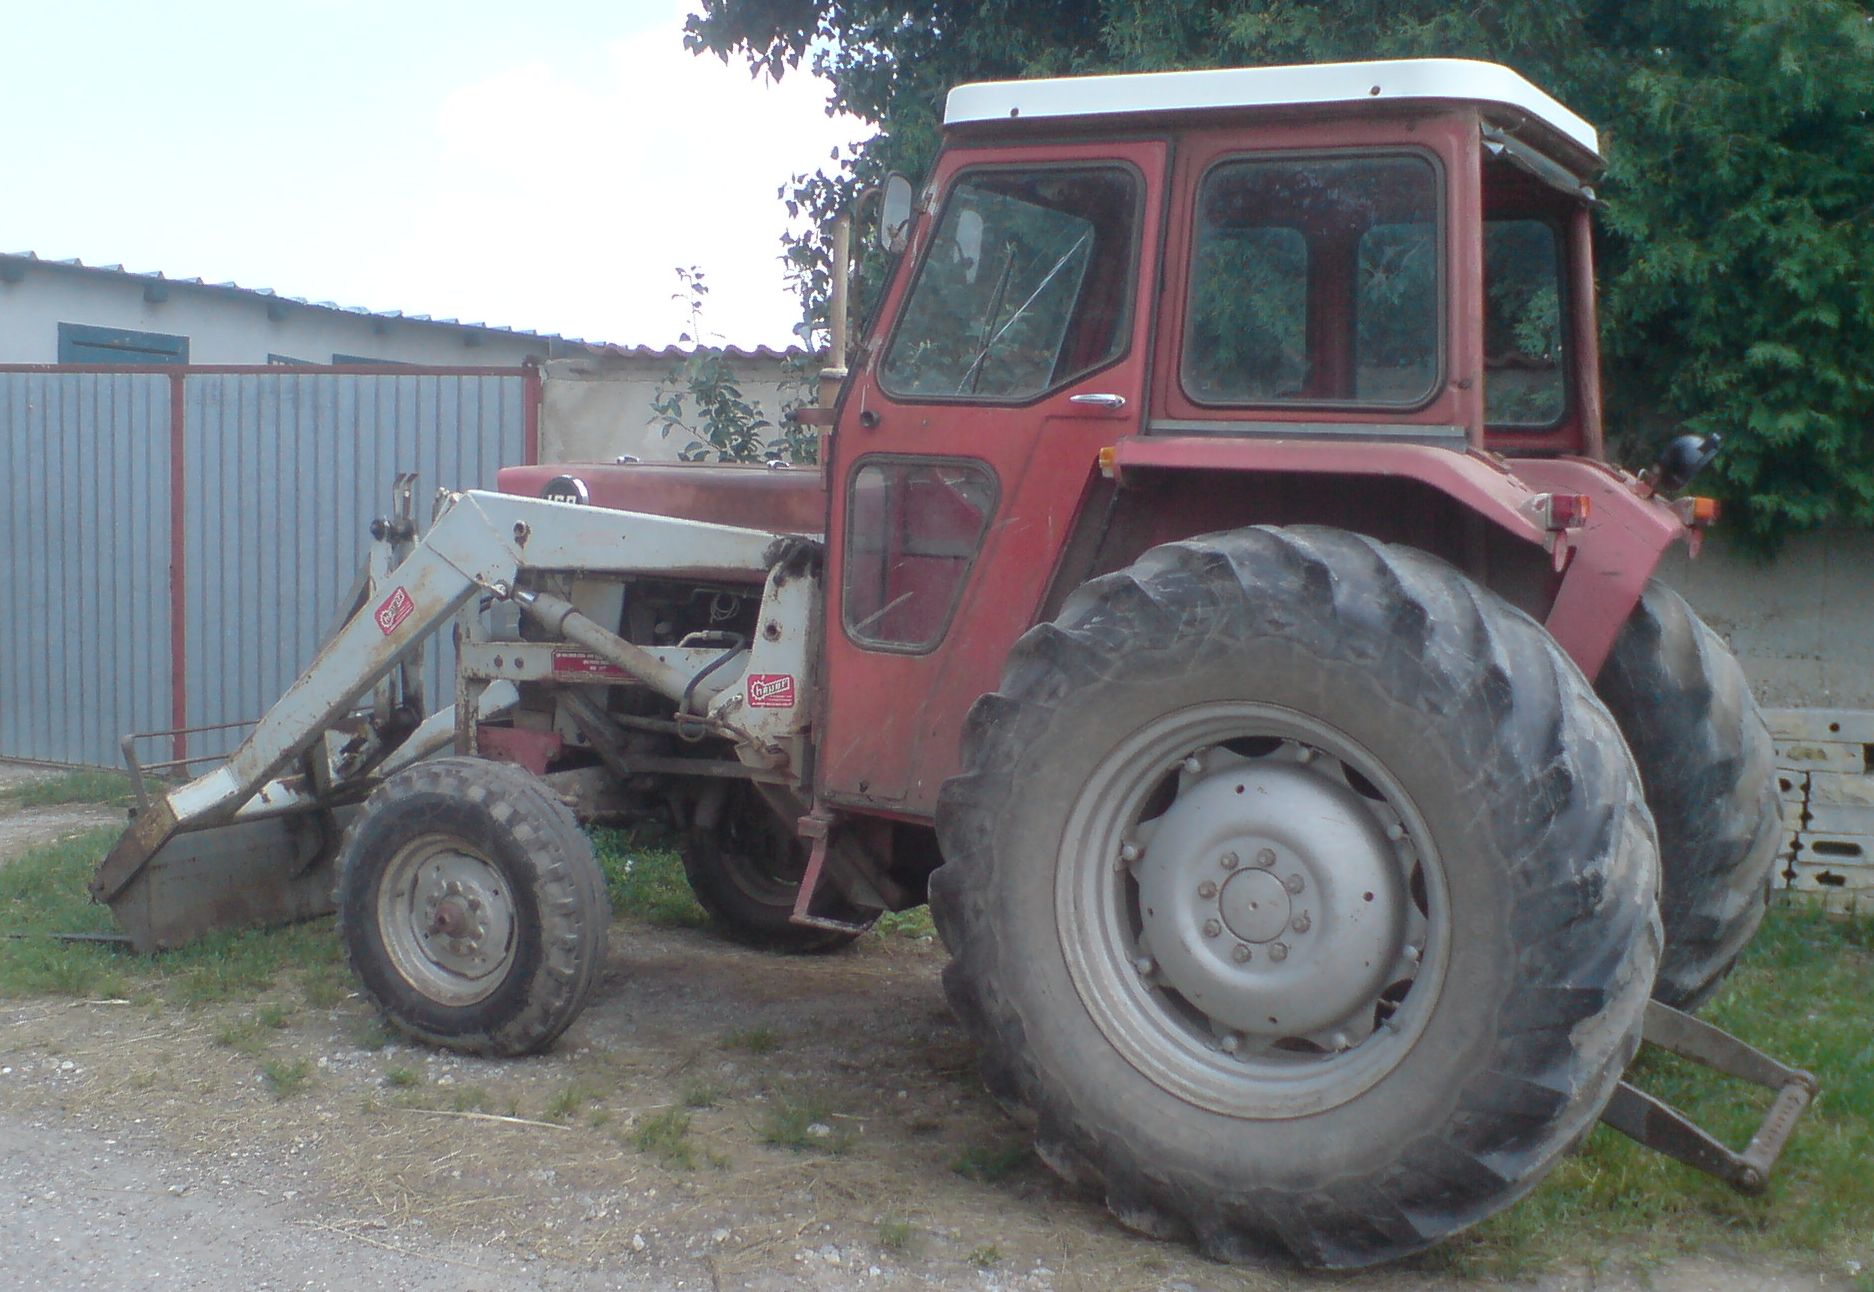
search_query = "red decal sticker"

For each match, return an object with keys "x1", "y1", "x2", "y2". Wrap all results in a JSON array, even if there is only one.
[
  {"x1": 552, "y1": 650, "x2": 629, "y2": 679},
  {"x1": 374, "y1": 586, "x2": 415, "y2": 636},
  {"x1": 746, "y1": 674, "x2": 796, "y2": 708}
]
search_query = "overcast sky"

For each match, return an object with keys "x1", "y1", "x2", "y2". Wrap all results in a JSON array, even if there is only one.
[{"x1": 0, "y1": 1, "x2": 865, "y2": 348}]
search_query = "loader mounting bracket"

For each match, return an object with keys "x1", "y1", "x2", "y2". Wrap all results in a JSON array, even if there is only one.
[{"x1": 1600, "y1": 999, "x2": 1817, "y2": 1195}]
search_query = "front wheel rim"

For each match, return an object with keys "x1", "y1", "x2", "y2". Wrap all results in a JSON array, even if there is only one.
[
  {"x1": 377, "y1": 837, "x2": 520, "y2": 1007},
  {"x1": 1057, "y1": 702, "x2": 1451, "y2": 1119}
]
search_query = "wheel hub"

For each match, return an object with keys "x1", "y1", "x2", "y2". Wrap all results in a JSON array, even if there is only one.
[
  {"x1": 1217, "y1": 868, "x2": 1289, "y2": 943},
  {"x1": 1134, "y1": 753, "x2": 1409, "y2": 1043}
]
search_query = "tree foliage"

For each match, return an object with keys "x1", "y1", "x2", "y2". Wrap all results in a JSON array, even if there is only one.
[
  {"x1": 687, "y1": 0, "x2": 1874, "y2": 544},
  {"x1": 652, "y1": 267, "x2": 818, "y2": 465}
]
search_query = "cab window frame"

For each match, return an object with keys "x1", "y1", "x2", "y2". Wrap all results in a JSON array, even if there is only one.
[
  {"x1": 840, "y1": 453, "x2": 1002, "y2": 656},
  {"x1": 877, "y1": 160, "x2": 1148, "y2": 408},
  {"x1": 1481, "y1": 211, "x2": 1573, "y2": 434},
  {"x1": 1178, "y1": 146, "x2": 1449, "y2": 414}
]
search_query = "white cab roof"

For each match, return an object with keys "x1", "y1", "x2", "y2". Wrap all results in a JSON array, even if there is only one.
[{"x1": 944, "y1": 58, "x2": 1598, "y2": 160}]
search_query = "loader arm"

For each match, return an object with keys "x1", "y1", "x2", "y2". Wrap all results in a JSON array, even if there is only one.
[{"x1": 95, "y1": 488, "x2": 787, "y2": 945}]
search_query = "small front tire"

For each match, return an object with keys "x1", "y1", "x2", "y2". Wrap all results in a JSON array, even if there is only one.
[{"x1": 337, "y1": 757, "x2": 610, "y2": 1056}]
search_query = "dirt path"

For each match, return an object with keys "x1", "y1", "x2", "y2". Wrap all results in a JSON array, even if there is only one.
[{"x1": 0, "y1": 767, "x2": 1842, "y2": 1292}]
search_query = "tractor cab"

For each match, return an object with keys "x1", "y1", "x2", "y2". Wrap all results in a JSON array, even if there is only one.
[{"x1": 812, "y1": 59, "x2": 1631, "y2": 813}]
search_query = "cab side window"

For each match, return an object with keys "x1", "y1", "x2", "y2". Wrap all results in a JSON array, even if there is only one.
[
  {"x1": 881, "y1": 166, "x2": 1141, "y2": 402},
  {"x1": 1183, "y1": 154, "x2": 1442, "y2": 407}
]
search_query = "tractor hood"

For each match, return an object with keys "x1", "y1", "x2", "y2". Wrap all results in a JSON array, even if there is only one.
[{"x1": 497, "y1": 461, "x2": 825, "y2": 536}]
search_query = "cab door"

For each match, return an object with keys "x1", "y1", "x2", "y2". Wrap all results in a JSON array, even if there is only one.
[{"x1": 817, "y1": 139, "x2": 1168, "y2": 815}]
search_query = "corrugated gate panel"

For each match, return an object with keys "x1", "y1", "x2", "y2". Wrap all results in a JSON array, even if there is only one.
[
  {"x1": 0, "y1": 372, "x2": 173, "y2": 766},
  {"x1": 180, "y1": 371, "x2": 526, "y2": 759}
]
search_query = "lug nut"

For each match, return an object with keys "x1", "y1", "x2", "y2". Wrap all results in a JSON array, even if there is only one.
[
  {"x1": 1219, "y1": 1033, "x2": 1242, "y2": 1055},
  {"x1": 1181, "y1": 756, "x2": 1203, "y2": 775},
  {"x1": 1119, "y1": 841, "x2": 1142, "y2": 863},
  {"x1": 1220, "y1": 852, "x2": 1240, "y2": 870},
  {"x1": 1284, "y1": 873, "x2": 1305, "y2": 895},
  {"x1": 1133, "y1": 955, "x2": 1156, "y2": 976},
  {"x1": 1291, "y1": 913, "x2": 1311, "y2": 934},
  {"x1": 1255, "y1": 848, "x2": 1276, "y2": 868},
  {"x1": 1406, "y1": 944, "x2": 1422, "y2": 963},
  {"x1": 1231, "y1": 944, "x2": 1252, "y2": 963},
  {"x1": 1332, "y1": 1032, "x2": 1353, "y2": 1052},
  {"x1": 1197, "y1": 880, "x2": 1218, "y2": 899},
  {"x1": 1203, "y1": 918, "x2": 1222, "y2": 939},
  {"x1": 1386, "y1": 822, "x2": 1406, "y2": 841},
  {"x1": 1268, "y1": 941, "x2": 1289, "y2": 962}
]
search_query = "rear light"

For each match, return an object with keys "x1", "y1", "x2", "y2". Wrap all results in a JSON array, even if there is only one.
[{"x1": 1534, "y1": 493, "x2": 1592, "y2": 531}]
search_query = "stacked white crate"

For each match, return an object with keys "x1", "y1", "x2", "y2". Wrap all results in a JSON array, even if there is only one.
[{"x1": 1765, "y1": 709, "x2": 1874, "y2": 912}]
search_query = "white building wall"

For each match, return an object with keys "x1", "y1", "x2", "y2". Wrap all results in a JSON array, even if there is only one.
[
  {"x1": 538, "y1": 349, "x2": 805, "y2": 463},
  {"x1": 0, "y1": 261, "x2": 550, "y2": 366},
  {"x1": 1659, "y1": 529, "x2": 1874, "y2": 710}
]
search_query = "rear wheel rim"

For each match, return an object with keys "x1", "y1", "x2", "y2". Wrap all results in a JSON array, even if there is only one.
[
  {"x1": 1057, "y1": 702, "x2": 1451, "y2": 1119},
  {"x1": 377, "y1": 837, "x2": 519, "y2": 1007}
]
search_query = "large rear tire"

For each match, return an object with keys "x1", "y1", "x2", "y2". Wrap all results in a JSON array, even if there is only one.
[
  {"x1": 337, "y1": 757, "x2": 610, "y2": 1056},
  {"x1": 932, "y1": 527, "x2": 1660, "y2": 1268},
  {"x1": 1596, "y1": 580, "x2": 1781, "y2": 1010}
]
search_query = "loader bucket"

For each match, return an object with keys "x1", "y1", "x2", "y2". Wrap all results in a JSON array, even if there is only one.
[{"x1": 96, "y1": 808, "x2": 351, "y2": 953}]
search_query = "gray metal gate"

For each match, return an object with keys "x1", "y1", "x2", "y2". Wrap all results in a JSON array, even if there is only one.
[{"x1": 0, "y1": 365, "x2": 537, "y2": 768}]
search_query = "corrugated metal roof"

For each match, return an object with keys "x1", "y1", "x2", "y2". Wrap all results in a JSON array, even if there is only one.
[
  {"x1": 0, "y1": 251, "x2": 808, "y2": 360},
  {"x1": 585, "y1": 341, "x2": 805, "y2": 361}
]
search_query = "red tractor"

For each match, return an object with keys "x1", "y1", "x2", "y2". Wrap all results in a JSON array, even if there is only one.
[{"x1": 101, "y1": 58, "x2": 1803, "y2": 1267}]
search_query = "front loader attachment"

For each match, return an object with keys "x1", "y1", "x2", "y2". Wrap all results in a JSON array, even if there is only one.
[
  {"x1": 93, "y1": 484, "x2": 789, "y2": 951},
  {"x1": 102, "y1": 807, "x2": 349, "y2": 952}
]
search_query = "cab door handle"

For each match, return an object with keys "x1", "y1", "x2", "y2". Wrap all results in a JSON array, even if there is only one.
[{"x1": 1068, "y1": 393, "x2": 1127, "y2": 410}]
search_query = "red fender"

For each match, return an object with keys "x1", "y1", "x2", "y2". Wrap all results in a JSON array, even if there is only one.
[{"x1": 1109, "y1": 436, "x2": 1685, "y2": 680}]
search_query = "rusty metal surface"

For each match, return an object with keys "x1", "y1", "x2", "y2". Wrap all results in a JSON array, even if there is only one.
[
  {"x1": 103, "y1": 810, "x2": 349, "y2": 953},
  {"x1": 497, "y1": 461, "x2": 826, "y2": 535}
]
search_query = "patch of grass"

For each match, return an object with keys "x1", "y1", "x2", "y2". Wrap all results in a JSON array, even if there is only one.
[
  {"x1": 590, "y1": 829, "x2": 707, "y2": 929},
  {"x1": 0, "y1": 830, "x2": 132, "y2": 998},
  {"x1": 951, "y1": 1141, "x2": 1030, "y2": 1183},
  {"x1": 968, "y1": 1245, "x2": 1001, "y2": 1268},
  {"x1": 872, "y1": 908, "x2": 936, "y2": 940},
  {"x1": 298, "y1": 960, "x2": 351, "y2": 1009},
  {"x1": 0, "y1": 769, "x2": 134, "y2": 812},
  {"x1": 1437, "y1": 904, "x2": 1874, "y2": 1276},
  {"x1": 256, "y1": 1002, "x2": 292, "y2": 1029},
  {"x1": 214, "y1": 1012, "x2": 271, "y2": 1050},
  {"x1": 760, "y1": 1092, "x2": 852, "y2": 1154},
  {"x1": 724, "y1": 1026, "x2": 781, "y2": 1055},
  {"x1": 544, "y1": 1076, "x2": 611, "y2": 1122},
  {"x1": 877, "y1": 1218, "x2": 916, "y2": 1255},
  {"x1": 682, "y1": 1080, "x2": 722, "y2": 1109},
  {"x1": 632, "y1": 1108, "x2": 696, "y2": 1169},
  {"x1": 261, "y1": 1058, "x2": 311, "y2": 1099},
  {"x1": 0, "y1": 830, "x2": 345, "y2": 1006},
  {"x1": 383, "y1": 1065, "x2": 421, "y2": 1088}
]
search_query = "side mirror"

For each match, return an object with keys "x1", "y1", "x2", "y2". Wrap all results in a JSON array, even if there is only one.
[{"x1": 879, "y1": 172, "x2": 914, "y2": 255}]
